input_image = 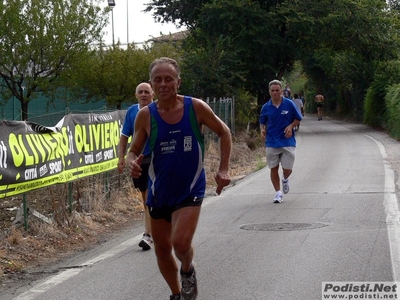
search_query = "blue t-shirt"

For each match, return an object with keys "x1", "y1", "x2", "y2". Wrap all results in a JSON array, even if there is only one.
[
  {"x1": 259, "y1": 97, "x2": 303, "y2": 148},
  {"x1": 121, "y1": 104, "x2": 150, "y2": 155},
  {"x1": 146, "y1": 96, "x2": 206, "y2": 208}
]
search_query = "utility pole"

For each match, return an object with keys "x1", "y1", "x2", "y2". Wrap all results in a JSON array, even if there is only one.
[
  {"x1": 127, "y1": 0, "x2": 129, "y2": 44},
  {"x1": 108, "y1": 0, "x2": 116, "y2": 46}
]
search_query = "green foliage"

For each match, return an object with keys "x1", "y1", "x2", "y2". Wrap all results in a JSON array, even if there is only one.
[
  {"x1": 290, "y1": 0, "x2": 400, "y2": 120},
  {"x1": 65, "y1": 40, "x2": 184, "y2": 109},
  {"x1": 282, "y1": 62, "x2": 307, "y2": 96},
  {"x1": 363, "y1": 83, "x2": 387, "y2": 128},
  {"x1": 1, "y1": 0, "x2": 398, "y2": 130},
  {"x1": 172, "y1": 0, "x2": 310, "y2": 121},
  {"x1": 180, "y1": 33, "x2": 246, "y2": 97},
  {"x1": 233, "y1": 90, "x2": 258, "y2": 130},
  {"x1": 385, "y1": 85, "x2": 400, "y2": 140},
  {"x1": 194, "y1": 0, "x2": 298, "y2": 101},
  {"x1": 147, "y1": 0, "x2": 400, "y2": 126},
  {"x1": 363, "y1": 61, "x2": 400, "y2": 128},
  {"x1": 145, "y1": 0, "x2": 210, "y2": 27},
  {"x1": 0, "y1": 0, "x2": 108, "y2": 120},
  {"x1": 66, "y1": 43, "x2": 149, "y2": 109},
  {"x1": 145, "y1": 40, "x2": 185, "y2": 76}
]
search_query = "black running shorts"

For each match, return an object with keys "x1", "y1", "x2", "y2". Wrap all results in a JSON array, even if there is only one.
[
  {"x1": 132, "y1": 155, "x2": 151, "y2": 192},
  {"x1": 149, "y1": 196, "x2": 204, "y2": 223}
]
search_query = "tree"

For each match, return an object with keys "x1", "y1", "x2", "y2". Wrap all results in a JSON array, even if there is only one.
[
  {"x1": 0, "y1": 0, "x2": 108, "y2": 121},
  {"x1": 298, "y1": 0, "x2": 399, "y2": 118},
  {"x1": 180, "y1": 33, "x2": 246, "y2": 98},
  {"x1": 66, "y1": 40, "x2": 184, "y2": 110},
  {"x1": 144, "y1": 0, "x2": 210, "y2": 28},
  {"x1": 147, "y1": 0, "x2": 400, "y2": 121},
  {"x1": 66, "y1": 43, "x2": 150, "y2": 110},
  {"x1": 147, "y1": 0, "x2": 302, "y2": 110}
]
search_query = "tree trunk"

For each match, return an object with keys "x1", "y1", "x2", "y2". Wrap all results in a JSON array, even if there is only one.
[
  {"x1": 255, "y1": 88, "x2": 270, "y2": 127},
  {"x1": 21, "y1": 99, "x2": 29, "y2": 121}
]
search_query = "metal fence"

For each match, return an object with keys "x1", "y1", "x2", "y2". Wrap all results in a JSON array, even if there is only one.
[
  {"x1": 0, "y1": 94, "x2": 130, "y2": 126},
  {"x1": 2, "y1": 95, "x2": 234, "y2": 131},
  {"x1": 205, "y1": 97, "x2": 235, "y2": 134}
]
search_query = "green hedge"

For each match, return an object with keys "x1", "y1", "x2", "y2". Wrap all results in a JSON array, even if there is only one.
[{"x1": 385, "y1": 85, "x2": 400, "y2": 140}]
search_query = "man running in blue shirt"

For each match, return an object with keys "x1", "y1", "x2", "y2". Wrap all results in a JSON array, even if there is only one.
[
  {"x1": 259, "y1": 80, "x2": 303, "y2": 203},
  {"x1": 118, "y1": 82, "x2": 154, "y2": 250}
]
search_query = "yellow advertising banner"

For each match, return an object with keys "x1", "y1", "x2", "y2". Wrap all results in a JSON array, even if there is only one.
[{"x1": 0, "y1": 110, "x2": 127, "y2": 198}]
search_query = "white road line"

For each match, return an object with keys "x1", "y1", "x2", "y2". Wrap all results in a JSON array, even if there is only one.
[
  {"x1": 13, "y1": 235, "x2": 141, "y2": 300},
  {"x1": 365, "y1": 135, "x2": 400, "y2": 283}
]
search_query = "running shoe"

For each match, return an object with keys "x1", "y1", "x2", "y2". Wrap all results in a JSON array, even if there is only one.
[
  {"x1": 170, "y1": 295, "x2": 181, "y2": 300},
  {"x1": 274, "y1": 193, "x2": 283, "y2": 203},
  {"x1": 181, "y1": 265, "x2": 198, "y2": 300},
  {"x1": 139, "y1": 233, "x2": 153, "y2": 251},
  {"x1": 282, "y1": 178, "x2": 289, "y2": 194}
]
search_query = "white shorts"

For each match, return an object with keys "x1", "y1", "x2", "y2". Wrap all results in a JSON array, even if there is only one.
[{"x1": 266, "y1": 147, "x2": 295, "y2": 170}]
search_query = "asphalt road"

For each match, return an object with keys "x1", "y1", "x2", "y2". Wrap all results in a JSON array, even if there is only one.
[{"x1": 4, "y1": 115, "x2": 400, "y2": 300}]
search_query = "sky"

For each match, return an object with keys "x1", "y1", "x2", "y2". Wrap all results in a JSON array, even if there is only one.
[{"x1": 102, "y1": 0, "x2": 186, "y2": 46}]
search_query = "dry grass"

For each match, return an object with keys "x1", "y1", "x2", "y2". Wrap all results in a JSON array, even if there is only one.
[
  {"x1": 205, "y1": 130, "x2": 265, "y2": 194},
  {"x1": 0, "y1": 131, "x2": 266, "y2": 284}
]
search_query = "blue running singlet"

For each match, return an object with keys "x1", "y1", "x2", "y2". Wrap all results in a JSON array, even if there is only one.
[{"x1": 146, "y1": 96, "x2": 206, "y2": 208}]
